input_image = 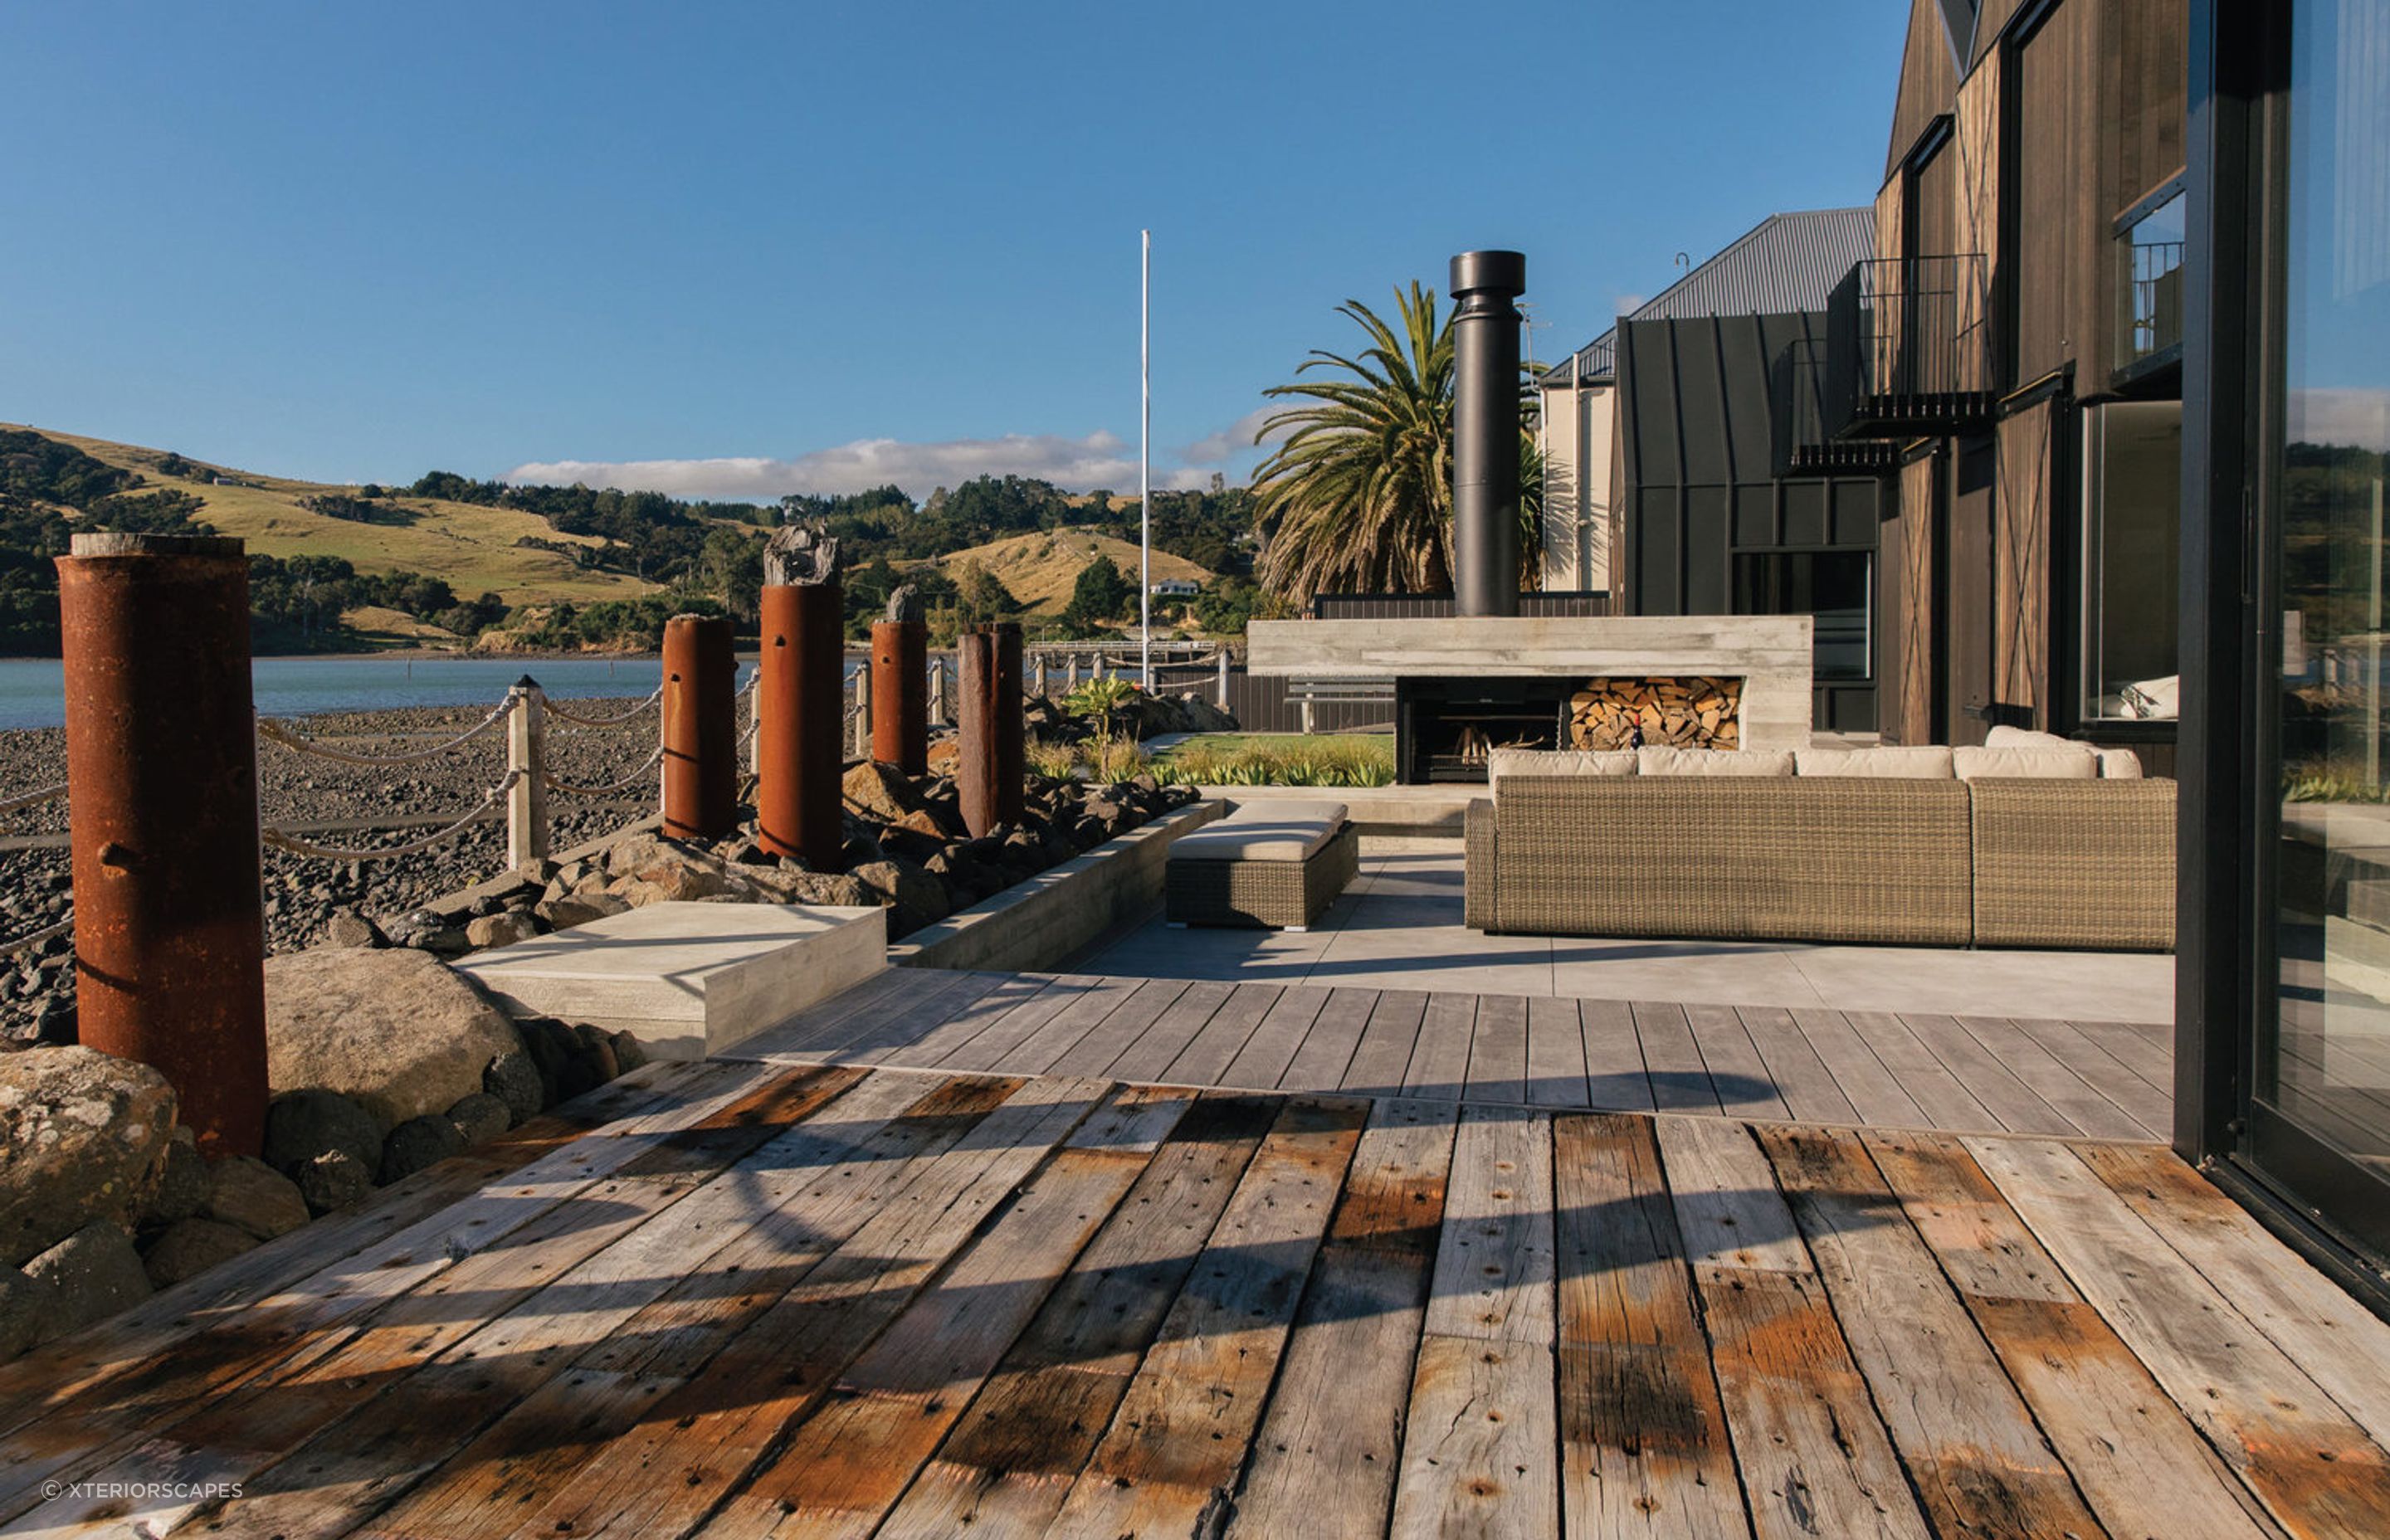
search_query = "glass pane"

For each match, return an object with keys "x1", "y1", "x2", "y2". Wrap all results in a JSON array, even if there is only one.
[
  {"x1": 1732, "y1": 550, "x2": 1870, "y2": 680},
  {"x1": 2267, "y1": 0, "x2": 2390, "y2": 1211},
  {"x1": 2117, "y1": 188, "x2": 2188, "y2": 367},
  {"x1": 2081, "y1": 402, "x2": 2182, "y2": 721}
]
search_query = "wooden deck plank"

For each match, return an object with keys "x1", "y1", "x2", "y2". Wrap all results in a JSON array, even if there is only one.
[
  {"x1": 1865, "y1": 1129, "x2": 2285, "y2": 1540},
  {"x1": 1788, "y1": 1008, "x2": 1927, "y2": 1128},
  {"x1": 727, "y1": 967, "x2": 931, "y2": 1057},
  {"x1": 1895, "y1": 1011, "x2": 2082, "y2": 1135},
  {"x1": 1734, "y1": 1006, "x2": 1862, "y2": 1125},
  {"x1": 30, "y1": 1065, "x2": 874, "y2": 1538},
  {"x1": 1843, "y1": 1010, "x2": 2002, "y2": 1131},
  {"x1": 2070, "y1": 1016, "x2": 2173, "y2": 1089},
  {"x1": 2076, "y1": 1141, "x2": 2390, "y2": 1454},
  {"x1": 925, "y1": 972, "x2": 1107, "y2": 1072},
  {"x1": 173, "y1": 1069, "x2": 1022, "y2": 1540},
  {"x1": 1278, "y1": 987, "x2": 1379, "y2": 1091},
  {"x1": 1388, "y1": 1337, "x2": 1560, "y2": 1540},
  {"x1": 1633, "y1": 1001, "x2": 1721, "y2": 1113},
  {"x1": 1970, "y1": 1135, "x2": 2390, "y2": 1540},
  {"x1": 982, "y1": 976, "x2": 1149, "y2": 1076},
  {"x1": 695, "y1": 1108, "x2": 1184, "y2": 1539},
  {"x1": 1554, "y1": 1114, "x2": 1750, "y2": 1539},
  {"x1": 1041, "y1": 1097, "x2": 1368, "y2": 1539},
  {"x1": 840, "y1": 970, "x2": 1059, "y2": 1068},
  {"x1": 1217, "y1": 984, "x2": 1332, "y2": 1089},
  {"x1": 2007, "y1": 1016, "x2": 2173, "y2": 1130},
  {"x1": 872, "y1": 1092, "x2": 1280, "y2": 1540},
  {"x1": 1945, "y1": 1014, "x2": 2160, "y2": 1140},
  {"x1": 1402, "y1": 992, "x2": 1478, "y2": 1101},
  {"x1": 816, "y1": 969, "x2": 1022, "y2": 1065},
  {"x1": 368, "y1": 1075, "x2": 1111, "y2": 1540},
  {"x1": 1579, "y1": 998, "x2": 1656, "y2": 1112},
  {"x1": 1756, "y1": 1123, "x2": 2110, "y2": 1539},
  {"x1": 1525, "y1": 994, "x2": 1591, "y2": 1106},
  {"x1": 1684, "y1": 1002, "x2": 1793, "y2": 1122},
  {"x1": 1044, "y1": 976, "x2": 1192, "y2": 1078},
  {"x1": 778, "y1": 966, "x2": 995, "y2": 1059},
  {"x1": 1423, "y1": 1103, "x2": 1556, "y2": 1343},
  {"x1": 1666, "y1": 1119, "x2": 1934, "y2": 1540},
  {"x1": 1156, "y1": 982, "x2": 1283, "y2": 1087},
  {"x1": 1226, "y1": 1099, "x2": 1458, "y2": 1539},
  {"x1": 0, "y1": 1059, "x2": 785, "y2": 1516},
  {"x1": 1106, "y1": 977, "x2": 1237, "y2": 1084},
  {"x1": 1466, "y1": 992, "x2": 1530, "y2": 1103},
  {"x1": 1342, "y1": 988, "x2": 1432, "y2": 1097}
]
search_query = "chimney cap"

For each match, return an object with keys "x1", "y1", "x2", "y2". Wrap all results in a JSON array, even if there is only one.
[{"x1": 1448, "y1": 250, "x2": 1526, "y2": 299}]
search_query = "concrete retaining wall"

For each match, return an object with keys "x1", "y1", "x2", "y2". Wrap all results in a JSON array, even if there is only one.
[{"x1": 891, "y1": 800, "x2": 1225, "y2": 972}]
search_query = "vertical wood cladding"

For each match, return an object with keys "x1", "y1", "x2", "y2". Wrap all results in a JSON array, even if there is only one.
[
  {"x1": 1955, "y1": 47, "x2": 2003, "y2": 384},
  {"x1": 1948, "y1": 439, "x2": 1997, "y2": 743},
  {"x1": 2015, "y1": 2, "x2": 2088, "y2": 383},
  {"x1": 1892, "y1": 451, "x2": 1942, "y2": 745},
  {"x1": 2109, "y1": 0, "x2": 2188, "y2": 204},
  {"x1": 1994, "y1": 397, "x2": 2057, "y2": 723},
  {"x1": 1915, "y1": 140, "x2": 1959, "y2": 261},
  {"x1": 1887, "y1": 0, "x2": 1962, "y2": 178}
]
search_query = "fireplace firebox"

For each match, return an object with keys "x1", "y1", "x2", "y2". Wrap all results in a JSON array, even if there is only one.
[{"x1": 1395, "y1": 677, "x2": 1570, "y2": 784}]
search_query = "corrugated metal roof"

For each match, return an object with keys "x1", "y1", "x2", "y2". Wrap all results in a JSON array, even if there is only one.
[{"x1": 1539, "y1": 207, "x2": 1874, "y2": 387}]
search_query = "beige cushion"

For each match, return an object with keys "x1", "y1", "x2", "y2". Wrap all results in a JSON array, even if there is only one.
[
  {"x1": 1168, "y1": 799, "x2": 1348, "y2": 862},
  {"x1": 1488, "y1": 748, "x2": 1638, "y2": 785},
  {"x1": 1637, "y1": 746, "x2": 1796, "y2": 777},
  {"x1": 1952, "y1": 745, "x2": 2098, "y2": 780},
  {"x1": 1794, "y1": 745, "x2": 1956, "y2": 778},
  {"x1": 1984, "y1": 725, "x2": 2071, "y2": 748},
  {"x1": 2096, "y1": 747, "x2": 2145, "y2": 778}
]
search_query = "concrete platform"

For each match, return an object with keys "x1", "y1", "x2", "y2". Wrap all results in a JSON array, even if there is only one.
[{"x1": 454, "y1": 900, "x2": 886, "y2": 1060}]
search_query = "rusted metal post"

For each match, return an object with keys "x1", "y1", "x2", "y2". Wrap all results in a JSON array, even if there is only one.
[
  {"x1": 505, "y1": 678, "x2": 548, "y2": 870},
  {"x1": 871, "y1": 615, "x2": 929, "y2": 777},
  {"x1": 756, "y1": 525, "x2": 845, "y2": 867},
  {"x1": 957, "y1": 622, "x2": 1024, "y2": 837},
  {"x1": 661, "y1": 614, "x2": 736, "y2": 841},
  {"x1": 56, "y1": 532, "x2": 267, "y2": 1158}
]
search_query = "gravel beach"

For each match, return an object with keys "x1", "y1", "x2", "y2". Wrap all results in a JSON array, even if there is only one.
[{"x1": 0, "y1": 696, "x2": 668, "y2": 1045}]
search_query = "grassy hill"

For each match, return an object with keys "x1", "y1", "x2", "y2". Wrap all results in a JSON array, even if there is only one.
[
  {"x1": 912, "y1": 527, "x2": 1214, "y2": 616},
  {"x1": 7, "y1": 425, "x2": 657, "y2": 605}
]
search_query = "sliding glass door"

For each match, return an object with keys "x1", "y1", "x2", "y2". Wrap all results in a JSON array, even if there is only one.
[{"x1": 2256, "y1": 0, "x2": 2390, "y2": 1258}]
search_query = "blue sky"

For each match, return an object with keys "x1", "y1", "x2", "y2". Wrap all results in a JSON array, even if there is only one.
[{"x1": 0, "y1": 1, "x2": 1909, "y2": 501}]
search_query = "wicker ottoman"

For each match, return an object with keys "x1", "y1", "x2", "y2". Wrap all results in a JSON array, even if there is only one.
[{"x1": 1165, "y1": 799, "x2": 1358, "y2": 930}]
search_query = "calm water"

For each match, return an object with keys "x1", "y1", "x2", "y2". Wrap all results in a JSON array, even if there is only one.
[{"x1": 0, "y1": 656, "x2": 797, "y2": 731}]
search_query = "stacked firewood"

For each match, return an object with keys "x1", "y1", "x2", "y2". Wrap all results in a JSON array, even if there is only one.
[{"x1": 1568, "y1": 677, "x2": 1743, "y2": 751}]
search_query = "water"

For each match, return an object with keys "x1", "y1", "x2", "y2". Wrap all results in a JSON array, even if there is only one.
[{"x1": 0, "y1": 655, "x2": 804, "y2": 731}]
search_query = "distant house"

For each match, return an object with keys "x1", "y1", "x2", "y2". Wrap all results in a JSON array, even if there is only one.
[{"x1": 1149, "y1": 578, "x2": 1199, "y2": 597}]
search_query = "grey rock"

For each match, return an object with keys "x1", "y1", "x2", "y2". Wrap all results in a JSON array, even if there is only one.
[
  {"x1": 850, "y1": 859, "x2": 950, "y2": 924},
  {"x1": 323, "y1": 911, "x2": 383, "y2": 949},
  {"x1": 481, "y1": 1050, "x2": 545, "y2": 1126},
  {"x1": 465, "y1": 911, "x2": 542, "y2": 950},
  {"x1": 841, "y1": 761, "x2": 928, "y2": 824},
  {"x1": 265, "y1": 947, "x2": 524, "y2": 1136},
  {"x1": 0, "y1": 1046, "x2": 177, "y2": 1267},
  {"x1": 378, "y1": 1114, "x2": 468, "y2": 1184},
  {"x1": 533, "y1": 894, "x2": 623, "y2": 932},
  {"x1": 263, "y1": 1089, "x2": 383, "y2": 1175},
  {"x1": 607, "y1": 1030, "x2": 648, "y2": 1074},
  {"x1": 138, "y1": 1129, "x2": 210, "y2": 1229},
  {"x1": 445, "y1": 1092, "x2": 511, "y2": 1148},
  {"x1": 295, "y1": 1151, "x2": 373, "y2": 1215},
  {"x1": 0, "y1": 1265, "x2": 44, "y2": 1359},
  {"x1": 24, "y1": 1221, "x2": 150, "y2": 1337},
  {"x1": 140, "y1": 1217, "x2": 259, "y2": 1289},
  {"x1": 203, "y1": 1156, "x2": 310, "y2": 1242},
  {"x1": 570, "y1": 1024, "x2": 620, "y2": 1082}
]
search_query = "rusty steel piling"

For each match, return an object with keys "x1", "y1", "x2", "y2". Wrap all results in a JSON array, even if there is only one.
[
  {"x1": 756, "y1": 582, "x2": 846, "y2": 866},
  {"x1": 661, "y1": 614, "x2": 737, "y2": 841},
  {"x1": 56, "y1": 533, "x2": 268, "y2": 1158},
  {"x1": 957, "y1": 622, "x2": 1024, "y2": 837},
  {"x1": 871, "y1": 619, "x2": 929, "y2": 777}
]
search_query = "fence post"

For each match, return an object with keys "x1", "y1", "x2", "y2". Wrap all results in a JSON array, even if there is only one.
[
  {"x1": 1217, "y1": 644, "x2": 1232, "y2": 709},
  {"x1": 1032, "y1": 653, "x2": 1048, "y2": 697},
  {"x1": 928, "y1": 655, "x2": 948, "y2": 726},
  {"x1": 56, "y1": 532, "x2": 268, "y2": 1158},
  {"x1": 506, "y1": 677, "x2": 549, "y2": 870},
  {"x1": 661, "y1": 614, "x2": 736, "y2": 841},
  {"x1": 851, "y1": 653, "x2": 872, "y2": 759}
]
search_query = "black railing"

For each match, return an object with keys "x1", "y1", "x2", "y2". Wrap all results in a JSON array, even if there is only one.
[
  {"x1": 1824, "y1": 255, "x2": 1996, "y2": 438},
  {"x1": 2121, "y1": 239, "x2": 2185, "y2": 368},
  {"x1": 1773, "y1": 338, "x2": 1899, "y2": 474}
]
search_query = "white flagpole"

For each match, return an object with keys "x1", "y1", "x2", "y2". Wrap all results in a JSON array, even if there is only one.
[{"x1": 1140, "y1": 228, "x2": 1152, "y2": 690}]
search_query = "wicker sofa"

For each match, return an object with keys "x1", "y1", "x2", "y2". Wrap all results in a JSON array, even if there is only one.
[{"x1": 1464, "y1": 747, "x2": 2175, "y2": 951}]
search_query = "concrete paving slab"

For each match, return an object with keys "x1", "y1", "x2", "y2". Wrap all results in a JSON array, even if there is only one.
[{"x1": 455, "y1": 900, "x2": 887, "y2": 1060}]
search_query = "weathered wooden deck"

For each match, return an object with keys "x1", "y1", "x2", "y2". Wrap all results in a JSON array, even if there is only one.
[
  {"x1": 4, "y1": 1055, "x2": 2387, "y2": 1539},
  {"x1": 729, "y1": 966, "x2": 2176, "y2": 1140}
]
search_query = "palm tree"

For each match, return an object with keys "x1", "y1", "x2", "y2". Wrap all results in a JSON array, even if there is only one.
[{"x1": 1251, "y1": 282, "x2": 1543, "y2": 607}]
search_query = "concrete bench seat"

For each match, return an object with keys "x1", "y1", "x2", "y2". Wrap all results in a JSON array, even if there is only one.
[
  {"x1": 1166, "y1": 798, "x2": 1358, "y2": 930},
  {"x1": 454, "y1": 900, "x2": 886, "y2": 1060}
]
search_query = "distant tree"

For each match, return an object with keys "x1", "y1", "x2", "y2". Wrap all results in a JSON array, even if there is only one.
[
  {"x1": 1061, "y1": 553, "x2": 1133, "y2": 633},
  {"x1": 693, "y1": 526, "x2": 766, "y2": 621}
]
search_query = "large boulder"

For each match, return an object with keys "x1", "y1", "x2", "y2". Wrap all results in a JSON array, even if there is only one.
[
  {"x1": 203, "y1": 1157, "x2": 310, "y2": 1242},
  {"x1": 24, "y1": 1221, "x2": 151, "y2": 1338},
  {"x1": 265, "y1": 948, "x2": 524, "y2": 1137},
  {"x1": 842, "y1": 762, "x2": 929, "y2": 824},
  {"x1": 263, "y1": 1089, "x2": 383, "y2": 1176},
  {"x1": 141, "y1": 1217, "x2": 258, "y2": 1289},
  {"x1": 0, "y1": 1047, "x2": 177, "y2": 1268}
]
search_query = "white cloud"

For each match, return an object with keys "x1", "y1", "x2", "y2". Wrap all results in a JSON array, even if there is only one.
[
  {"x1": 1612, "y1": 292, "x2": 1648, "y2": 317},
  {"x1": 507, "y1": 430, "x2": 1148, "y2": 504},
  {"x1": 2293, "y1": 388, "x2": 2390, "y2": 452},
  {"x1": 1178, "y1": 406, "x2": 1288, "y2": 467}
]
